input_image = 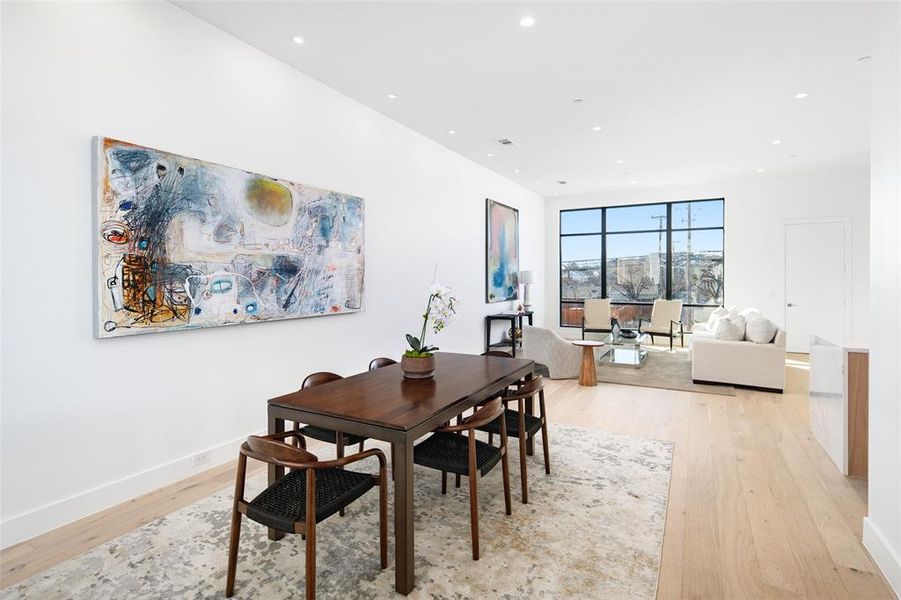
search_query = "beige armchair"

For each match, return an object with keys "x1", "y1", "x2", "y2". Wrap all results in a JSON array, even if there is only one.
[
  {"x1": 639, "y1": 299, "x2": 684, "y2": 350},
  {"x1": 582, "y1": 298, "x2": 613, "y2": 339}
]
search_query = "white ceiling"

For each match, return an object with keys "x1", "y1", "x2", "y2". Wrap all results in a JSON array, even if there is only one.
[{"x1": 176, "y1": 1, "x2": 876, "y2": 197}]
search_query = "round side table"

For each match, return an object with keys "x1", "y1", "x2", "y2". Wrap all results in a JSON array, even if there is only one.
[{"x1": 571, "y1": 340, "x2": 605, "y2": 386}]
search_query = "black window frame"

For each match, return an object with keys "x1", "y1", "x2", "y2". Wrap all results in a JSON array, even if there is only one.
[{"x1": 559, "y1": 198, "x2": 725, "y2": 328}]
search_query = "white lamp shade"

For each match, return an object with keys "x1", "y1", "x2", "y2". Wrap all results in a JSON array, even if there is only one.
[{"x1": 519, "y1": 270, "x2": 535, "y2": 284}]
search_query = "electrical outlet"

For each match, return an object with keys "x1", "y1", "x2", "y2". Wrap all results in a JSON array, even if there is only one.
[{"x1": 192, "y1": 451, "x2": 211, "y2": 468}]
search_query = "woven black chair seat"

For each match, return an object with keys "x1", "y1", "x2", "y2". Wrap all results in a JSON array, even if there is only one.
[
  {"x1": 476, "y1": 409, "x2": 542, "y2": 437},
  {"x1": 246, "y1": 468, "x2": 375, "y2": 532},
  {"x1": 413, "y1": 432, "x2": 502, "y2": 476},
  {"x1": 300, "y1": 425, "x2": 366, "y2": 446}
]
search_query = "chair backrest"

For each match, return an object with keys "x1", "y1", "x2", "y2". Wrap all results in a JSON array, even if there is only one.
[
  {"x1": 301, "y1": 371, "x2": 342, "y2": 389},
  {"x1": 509, "y1": 375, "x2": 544, "y2": 398},
  {"x1": 368, "y1": 357, "x2": 397, "y2": 371},
  {"x1": 583, "y1": 298, "x2": 611, "y2": 328},
  {"x1": 461, "y1": 397, "x2": 505, "y2": 429},
  {"x1": 650, "y1": 299, "x2": 683, "y2": 328},
  {"x1": 243, "y1": 435, "x2": 317, "y2": 467},
  {"x1": 481, "y1": 350, "x2": 513, "y2": 358}
]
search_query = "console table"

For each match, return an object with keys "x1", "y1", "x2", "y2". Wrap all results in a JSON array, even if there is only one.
[{"x1": 484, "y1": 311, "x2": 534, "y2": 357}]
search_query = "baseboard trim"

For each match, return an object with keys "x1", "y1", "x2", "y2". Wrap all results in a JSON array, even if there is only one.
[
  {"x1": 0, "y1": 430, "x2": 263, "y2": 549},
  {"x1": 863, "y1": 516, "x2": 901, "y2": 598}
]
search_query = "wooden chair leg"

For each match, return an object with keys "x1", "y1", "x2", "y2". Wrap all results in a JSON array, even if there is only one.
[
  {"x1": 359, "y1": 441, "x2": 365, "y2": 452},
  {"x1": 469, "y1": 469, "x2": 479, "y2": 560},
  {"x1": 225, "y1": 510, "x2": 242, "y2": 597},
  {"x1": 336, "y1": 435, "x2": 345, "y2": 517},
  {"x1": 305, "y1": 471, "x2": 317, "y2": 600},
  {"x1": 539, "y1": 389, "x2": 550, "y2": 475},
  {"x1": 488, "y1": 432, "x2": 493, "y2": 446},
  {"x1": 518, "y1": 401, "x2": 529, "y2": 504},
  {"x1": 441, "y1": 471, "x2": 447, "y2": 494},
  {"x1": 501, "y1": 443, "x2": 512, "y2": 516}
]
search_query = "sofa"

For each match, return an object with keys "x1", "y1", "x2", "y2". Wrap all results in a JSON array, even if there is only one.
[
  {"x1": 690, "y1": 308, "x2": 786, "y2": 392},
  {"x1": 520, "y1": 325, "x2": 582, "y2": 379}
]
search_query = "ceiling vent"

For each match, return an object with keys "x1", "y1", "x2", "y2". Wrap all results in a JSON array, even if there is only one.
[
  {"x1": 498, "y1": 138, "x2": 514, "y2": 146},
  {"x1": 557, "y1": 180, "x2": 568, "y2": 185}
]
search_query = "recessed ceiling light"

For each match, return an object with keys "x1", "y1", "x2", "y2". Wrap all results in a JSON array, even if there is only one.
[
  {"x1": 386, "y1": 93, "x2": 397, "y2": 100},
  {"x1": 630, "y1": 181, "x2": 638, "y2": 185},
  {"x1": 795, "y1": 92, "x2": 809, "y2": 99},
  {"x1": 514, "y1": 169, "x2": 520, "y2": 173},
  {"x1": 756, "y1": 168, "x2": 766, "y2": 173},
  {"x1": 520, "y1": 16, "x2": 536, "y2": 27},
  {"x1": 614, "y1": 159, "x2": 624, "y2": 164},
  {"x1": 486, "y1": 153, "x2": 494, "y2": 158},
  {"x1": 291, "y1": 35, "x2": 305, "y2": 45},
  {"x1": 592, "y1": 126, "x2": 602, "y2": 132},
  {"x1": 446, "y1": 129, "x2": 456, "y2": 134},
  {"x1": 536, "y1": 182, "x2": 542, "y2": 186},
  {"x1": 771, "y1": 139, "x2": 782, "y2": 145},
  {"x1": 858, "y1": 55, "x2": 872, "y2": 62}
]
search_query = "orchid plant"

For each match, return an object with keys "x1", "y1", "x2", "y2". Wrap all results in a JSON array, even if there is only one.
[{"x1": 404, "y1": 283, "x2": 458, "y2": 358}]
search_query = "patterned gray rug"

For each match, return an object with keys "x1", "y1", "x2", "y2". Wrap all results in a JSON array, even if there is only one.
[{"x1": 2, "y1": 425, "x2": 673, "y2": 599}]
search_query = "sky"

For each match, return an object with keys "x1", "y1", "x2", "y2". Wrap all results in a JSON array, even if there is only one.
[{"x1": 561, "y1": 200, "x2": 724, "y2": 260}]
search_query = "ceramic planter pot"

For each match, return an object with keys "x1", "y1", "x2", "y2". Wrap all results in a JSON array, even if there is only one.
[{"x1": 401, "y1": 354, "x2": 435, "y2": 379}]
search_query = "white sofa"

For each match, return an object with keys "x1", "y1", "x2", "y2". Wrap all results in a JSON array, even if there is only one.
[
  {"x1": 691, "y1": 316, "x2": 786, "y2": 392},
  {"x1": 520, "y1": 325, "x2": 582, "y2": 379}
]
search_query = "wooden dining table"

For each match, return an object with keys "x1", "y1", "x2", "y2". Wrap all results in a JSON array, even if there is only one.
[{"x1": 267, "y1": 351, "x2": 535, "y2": 594}]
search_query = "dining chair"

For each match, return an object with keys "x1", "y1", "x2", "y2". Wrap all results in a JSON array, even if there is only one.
[
  {"x1": 296, "y1": 372, "x2": 368, "y2": 515},
  {"x1": 582, "y1": 298, "x2": 614, "y2": 339},
  {"x1": 368, "y1": 357, "x2": 397, "y2": 371},
  {"x1": 639, "y1": 299, "x2": 684, "y2": 350},
  {"x1": 413, "y1": 397, "x2": 512, "y2": 560},
  {"x1": 476, "y1": 375, "x2": 549, "y2": 504},
  {"x1": 225, "y1": 430, "x2": 387, "y2": 599}
]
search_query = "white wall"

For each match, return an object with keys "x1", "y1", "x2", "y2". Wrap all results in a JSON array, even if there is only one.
[
  {"x1": 863, "y1": 2, "x2": 901, "y2": 596},
  {"x1": 0, "y1": 1, "x2": 545, "y2": 547},
  {"x1": 544, "y1": 166, "x2": 870, "y2": 340}
]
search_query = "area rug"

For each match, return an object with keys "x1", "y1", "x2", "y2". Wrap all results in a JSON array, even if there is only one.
[
  {"x1": 598, "y1": 349, "x2": 736, "y2": 396},
  {"x1": 2, "y1": 425, "x2": 673, "y2": 600}
]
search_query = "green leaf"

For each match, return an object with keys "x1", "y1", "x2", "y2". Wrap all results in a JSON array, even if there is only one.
[{"x1": 405, "y1": 334, "x2": 421, "y2": 351}]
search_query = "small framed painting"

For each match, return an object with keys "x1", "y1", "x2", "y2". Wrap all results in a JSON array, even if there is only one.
[{"x1": 485, "y1": 198, "x2": 519, "y2": 303}]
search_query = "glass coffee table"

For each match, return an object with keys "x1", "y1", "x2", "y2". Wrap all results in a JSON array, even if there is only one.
[{"x1": 597, "y1": 330, "x2": 649, "y2": 368}]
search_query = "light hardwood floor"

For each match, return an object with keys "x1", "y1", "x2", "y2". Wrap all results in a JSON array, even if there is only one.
[{"x1": 0, "y1": 354, "x2": 895, "y2": 598}]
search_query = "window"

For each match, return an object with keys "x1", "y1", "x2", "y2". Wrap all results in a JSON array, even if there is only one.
[{"x1": 559, "y1": 198, "x2": 724, "y2": 328}]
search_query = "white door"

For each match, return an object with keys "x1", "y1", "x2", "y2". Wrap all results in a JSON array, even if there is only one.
[{"x1": 785, "y1": 221, "x2": 846, "y2": 353}]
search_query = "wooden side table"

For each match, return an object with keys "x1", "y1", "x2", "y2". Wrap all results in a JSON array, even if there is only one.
[{"x1": 572, "y1": 340, "x2": 605, "y2": 386}]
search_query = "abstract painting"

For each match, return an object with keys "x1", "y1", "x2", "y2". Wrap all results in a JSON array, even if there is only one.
[
  {"x1": 94, "y1": 137, "x2": 364, "y2": 338},
  {"x1": 485, "y1": 198, "x2": 519, "y2": 303}
]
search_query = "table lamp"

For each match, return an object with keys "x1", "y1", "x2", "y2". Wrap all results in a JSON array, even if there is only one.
[{"x1": 519, "y1": 270, "x2": 535, "y2": 312}]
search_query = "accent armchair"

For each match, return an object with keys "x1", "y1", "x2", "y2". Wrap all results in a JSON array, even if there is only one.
[
  {"x1": 582, "y1": 298, "x2": 613, "y2": 339},
  {"x1": 639, "y1": 299, "x2": 684, "y2": 350}
]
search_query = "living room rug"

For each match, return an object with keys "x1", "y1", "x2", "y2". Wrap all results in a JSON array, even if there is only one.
[
  {"x1": 2, "y1": 425, "x2": 673, "y2": 600},
  {"x1": 598, "y1": 349, "x2": 736, "y2": 396}
]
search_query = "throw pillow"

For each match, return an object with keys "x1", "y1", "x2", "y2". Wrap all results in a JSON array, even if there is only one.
[
  {"x1": 745, "y1": 314, "x2": 777, "y2": 344},
  {"x1": 714, "y1": 314, "x2": 746, "y2": 341},
  {"x1": 707, "y1": 306, "x2": 728, "y2": 328}
]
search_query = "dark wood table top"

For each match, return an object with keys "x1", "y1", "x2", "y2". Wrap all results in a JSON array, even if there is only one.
[{"x1": 268, "y1": 352, "x2": 533, "y2": 431}]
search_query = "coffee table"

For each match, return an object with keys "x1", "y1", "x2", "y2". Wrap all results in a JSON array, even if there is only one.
[
  {"x1": 598, "y1": 331, "x2": 650, "y2": 368},
  {"x1": 571, "y1": 340, "x2": 605, "y2": 386}
]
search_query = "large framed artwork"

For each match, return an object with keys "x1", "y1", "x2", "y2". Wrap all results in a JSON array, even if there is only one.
[
  {"x1": 485, "y1": 198, "x2": 519, "y2": 303},
  {"x1": 94, "y1": 137, "x2": 364, "y2": 338}
]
